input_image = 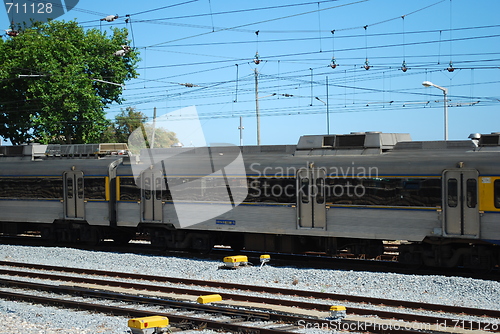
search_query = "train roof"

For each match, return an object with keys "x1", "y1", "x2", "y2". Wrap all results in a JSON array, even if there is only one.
[
  {"x1": 0, "y1": 158, "x2": 122, "y2": 177},
  {"x1": 2, "y1": 132, "x2": 499, "y2": 177},
  {"x1": 110, "y1": 132, "x2": 500, "y2": 178},
  {"x1": 0, "y1": 143, "x2": 129, "y2": 160}
]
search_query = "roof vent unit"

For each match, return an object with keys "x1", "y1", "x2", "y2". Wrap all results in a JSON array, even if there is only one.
[
  {"x1": 295, "y1": 132, "x2": 411, "y2": 155},
  {"x1": 45, "y1": 143, "x2": 129, "y2": 157},
  {"x1": 479, "y1": 133, "x2": 500, "y2": 146},
  {"x1": 336, "y1": 134, "x2": 365, "y2": 148},
  {"x1": 296, "y1": 135, "x2": 334, "y2": 150},
  {"x1": 0, "y1": 145, "x2": 24, "y2": 156},
  {"x1": 394, "y1": 140, "x2": 475, "y2": 150},
  {"x1": 0, "y1": 143, "x2": 47, "y2": 159}
]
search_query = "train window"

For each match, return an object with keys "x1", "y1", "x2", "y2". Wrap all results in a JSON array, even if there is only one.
[
  {"x1": 0, "y1": 177, "x2": 63, "y2": 199},
  {"x1": 77, "y1": 177, "x2": 84, "y2": 199},
  {"x1": 143, "y1": 177, "x2": 151, "y2": 200},
  {"x1": 325, "y1": 177, "x2": 441, "y2": 207},
  {"x1": 466, "y1": 179, "x2": 477, "y2": 208},
  {"x1": 155, "y1": 177, "x2": 163, "y2": 201},
  {"x1": 244, "y1": 177, "x2": 296, "y2": 203},
  {"x1": 316, "y1": 178, "x2": 325, "y2": 204},
  {"x1": 301, "y1": 178, "x2": 309, "y2": 204},
  {"x1": 67, "y1": 177, "x2": 73, "y2": 199},
  {"x1": 447, "y1": 179, "x2": 458, "y2": 208},
  {"x1": 84, "y1": 178, "x2": 106, "y2": 200},
  {"x1": 403, "y1": 180, "x2": 420, "y2": 190},
  {"x1": 119, "y1": 177, "x2": 141, "y2": 201},
  {"x1": 495, "y1": 180, "x2": 500, "y2": 209}
]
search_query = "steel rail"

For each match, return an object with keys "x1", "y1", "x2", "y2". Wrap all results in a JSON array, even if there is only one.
[
  {"x1": 0, "y1": 267, "x2": 498, "y2": 332},
  {"x1": 0, "y1": 289, "x2": 293, "y2": 334},
  {"x1": 0, "y1": 277, "x2": 435, "y2": 334},
  {"x1": 0, "y1": 260, "x2": 498, "y2": 319}
]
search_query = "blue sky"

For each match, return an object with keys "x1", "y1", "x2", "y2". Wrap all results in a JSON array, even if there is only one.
[{"x1": 2, "y1": 0, "x2": 499, "y2": 146}]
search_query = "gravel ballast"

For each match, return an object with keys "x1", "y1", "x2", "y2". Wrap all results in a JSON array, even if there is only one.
[{"x1": 0, "y1": 244, "x2": 499, "y2": 333}]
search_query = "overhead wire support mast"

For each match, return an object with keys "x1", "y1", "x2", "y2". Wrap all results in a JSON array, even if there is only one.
[
  {"x1": 254, "y1": 68, "x2": 276, "y2": 146},
  {"x1": 238, "y1": 116, "x2": 244, "y2": 146},
  {"x1": 254, "y1": 68, "x2": 260, "y2": 146}
]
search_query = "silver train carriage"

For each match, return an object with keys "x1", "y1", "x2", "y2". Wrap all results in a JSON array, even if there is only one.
[
  {"x1": 0, "y1": 143, "x2": 130, "y2": 243},
  {"x1": 0, "y1": 133, "x2": 499, "y2": 270}
]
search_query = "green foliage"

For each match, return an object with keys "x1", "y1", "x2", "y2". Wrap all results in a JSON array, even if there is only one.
[
  {"x1": 0, "y1": 20, "x2": 139, "y2": 144},
  {"x1": 103, "y1": 106, "x2": 179, "y2": 151},
  {"x1": 114, "y1": 106, "x2": 147, "y2": 144}
]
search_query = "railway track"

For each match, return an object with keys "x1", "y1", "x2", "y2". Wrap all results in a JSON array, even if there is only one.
[
  {"x1": 0, "y1": 260, "x2": 498, "y2": 333},
  {"x1": 0, "y1": 287, "x2": 291, "y2": 334},
  {"x1": 0, "y1": 276, "x2": 482, "y2": 334}
]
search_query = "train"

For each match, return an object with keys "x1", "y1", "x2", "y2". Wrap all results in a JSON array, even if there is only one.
[{"x1": 0, "y1": 131, "x2": 499, "y2": 270}]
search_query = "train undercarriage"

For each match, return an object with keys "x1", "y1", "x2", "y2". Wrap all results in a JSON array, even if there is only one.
[{"x1": 1, "y1": 221, "x2": 498, "y2": 271}]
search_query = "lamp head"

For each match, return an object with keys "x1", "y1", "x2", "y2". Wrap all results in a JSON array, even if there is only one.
[{"x1": 422, "y1": 81, "x2": 433, "y2": 87}]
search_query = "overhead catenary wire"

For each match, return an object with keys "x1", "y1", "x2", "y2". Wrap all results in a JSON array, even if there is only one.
[
  {"x1": 144, "y1": 0, "x2": 369, "y2": 48},
  {"x1": 145, "y1": 24, "x2": 500, "y2": 49},
  {"x1": 207, "y1": 0, "x2": 215, "y2": 32},
  {"x1": 4, "y1": 0, "x2": 497, "y2": 140},
  {"x1": 135, "y1": 33, "x2": 500, "y2": 71}
]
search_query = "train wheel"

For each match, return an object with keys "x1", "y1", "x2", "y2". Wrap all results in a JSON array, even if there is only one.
[
  {"x1": 227, "y1": 234, "x2": 244, "y2": 252},
  {"x1": 112, "y1": 230, "x2": 134, "y2": 245},
  {"x1": 398, "y1": 244, "x2": 423, "y2": 269},
  {"x1": 191, "y1": 234, "x2": 214, "y2": 254},
  {"x1": 40, "y1": 226, "x2": 56, "y2": 243},
  {"x1": 150, "y1": 230, "x2": 168, "y2": 250},
  {"x1": 464, "y1": 247, "x2": 493, "y2": 274},
  {"x1": 83, "y1": 227, "x2": 101, "y2": 246}
]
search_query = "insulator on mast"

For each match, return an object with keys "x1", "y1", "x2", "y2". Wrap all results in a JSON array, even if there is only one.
[
  {"x1": 101, "y1": 15, "x2": 119, "y2": 22},
  {"x1": 401, "y1": 60, "x2": 408, "y2": 72},
  {"x1": 253, "y1": 52, "x2": 261, "y2": 65},
  {"x1": 330, "y1": 57, "x2": 337, "y2": 69},
  {"x1": 363, "y1": 59, "x2": 371, "y2": 70},
  {"x1": 447, "y1": 61, "x2": 455, "y2": 72}
]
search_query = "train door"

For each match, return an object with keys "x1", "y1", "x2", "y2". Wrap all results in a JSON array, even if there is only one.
[
  {"x1": 297, "y1": 168, "x2": 326, "y2": 229},
  {"x1": 63, "y1": 170, "x2": 85, "y2": 220},
  {"x1": 443, "y1": 169, "x2": 479, "y2": 238},
  {"x1": 141, "y1": 168, "x2": 163, "y2": 222}
]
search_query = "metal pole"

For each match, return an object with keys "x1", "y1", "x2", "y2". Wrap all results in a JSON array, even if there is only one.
[
  {"x1": 326, "y1": 76, "x2": 330, "y2": 135},
  {"x1": 443, "y1": 90, "x2": 448, "y2": 141},
  {"x1": 238, "y1": 116, "x2": 244, "y2": 146},
  {"x1": 421, "y1": 81, "x2": 448, "y2": 141},
  {"x1": 254, "y1": 68, "x2": 260, "y2": 145},
  {"x1": 151, "y1": 107, "x2": 156, "y2": 148}
]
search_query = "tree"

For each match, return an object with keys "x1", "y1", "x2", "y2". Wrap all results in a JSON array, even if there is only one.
[
  {"x1": 0, "y1": 20, "x2": 139, "y2": 144},
  {"x1": 103, "y1": 107, "x2": 179, "y2": 150},
  {"x1": 114, "y1": 106, "x2": 147, "y2": 144}
]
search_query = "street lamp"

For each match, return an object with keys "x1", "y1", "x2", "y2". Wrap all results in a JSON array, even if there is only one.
[
  {"x1": 18, "y1": 74, "x2": 125, "y2": 88},
  {"x1": 422, "y1": 81, "x2": 448, "y2": 140},
  {"x1": 315, "y1": 96, "x2": 330, "y2": 135}
]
